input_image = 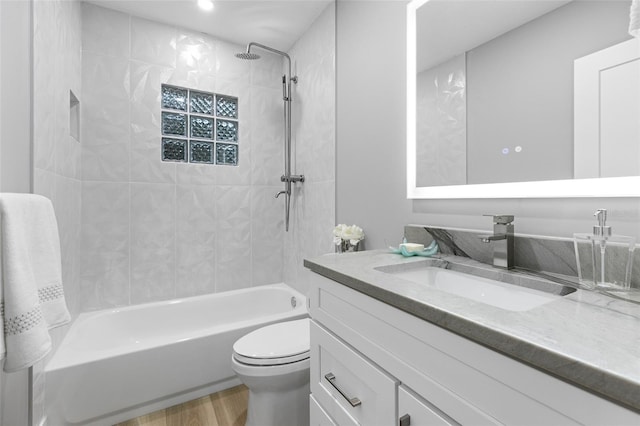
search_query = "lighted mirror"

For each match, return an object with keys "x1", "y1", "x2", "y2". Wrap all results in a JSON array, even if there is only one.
[{"x1": 407, "y1": 0, "x2": 640, "y2": 198}]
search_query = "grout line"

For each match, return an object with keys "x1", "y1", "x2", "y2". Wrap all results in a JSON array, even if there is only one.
[{"x1": 126, "y1": 13, "x2": 132, "y2": 308}]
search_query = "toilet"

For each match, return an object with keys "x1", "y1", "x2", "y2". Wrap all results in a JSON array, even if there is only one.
[{"x1": 231, "y1": 318, "x2": 310, "y2": 426}]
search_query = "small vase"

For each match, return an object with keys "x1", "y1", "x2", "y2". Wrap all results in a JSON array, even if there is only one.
[{"x1": 336, "y1": 240, "x2": 360, "y2": 253}]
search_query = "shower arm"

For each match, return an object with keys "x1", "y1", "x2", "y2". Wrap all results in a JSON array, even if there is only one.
[{"x1": 245, "y1": 42, "x2": 298, "y2": 90}]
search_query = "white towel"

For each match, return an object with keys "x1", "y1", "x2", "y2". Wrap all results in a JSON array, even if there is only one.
[{"x1": 0, "y1": 193, "x2": 70, "y2": 372}]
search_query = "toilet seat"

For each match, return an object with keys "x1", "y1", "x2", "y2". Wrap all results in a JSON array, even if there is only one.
[{"x1": 233, "y1": 318, "x2": 310, "y2": 366}]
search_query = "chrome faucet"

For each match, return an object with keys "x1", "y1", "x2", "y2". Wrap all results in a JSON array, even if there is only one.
[{"x1": 479, "y1": 215, "x2": 514, "y2": 269}]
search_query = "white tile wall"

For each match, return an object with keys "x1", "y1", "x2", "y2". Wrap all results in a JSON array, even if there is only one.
[
  {"x1": 176, "y1": 184, "x2": 217, "y2": 297},
  {"x1": 32, "y1": 0, "x2": 83, "y2": 423},
  {"x1": 131, "y1": 17, "x2": 177, "y2": 68},
  {"x1": 33, "y1": 0, "x2": 83, "y2": 320},
  {"x1": 79, "y1": 3, "x2": 334, "y2": 309},
  {"x1": 81, "y1": 52, "x2": 131, "y2": 182},
  {"x1": 81, "y1": 3, "x2": 130, "y2": 58},
  {"x1": 285, "y1": 4, "x2": 337, "y2": 295},
  {"x1": 79, "y1": 181, "x2": 131, "y2": 309},
  {"x1": 251, "y1": 86, "x2": 284, "y2": 186},
  {"x1": 215, "y1": 186, "x2": 253, "y2": 293},
  {"x1": 130, "y1": 182, "x2": 177, "y2": 304}
]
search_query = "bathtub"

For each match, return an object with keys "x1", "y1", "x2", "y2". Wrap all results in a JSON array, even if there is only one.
[{"x1": 44, "y1": 283, "x2": 307, "y2": 426}]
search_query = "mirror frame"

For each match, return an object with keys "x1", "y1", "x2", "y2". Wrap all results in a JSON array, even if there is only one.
[{"x1": 407, "y1": 0, "x2": 640, "y2": 199}]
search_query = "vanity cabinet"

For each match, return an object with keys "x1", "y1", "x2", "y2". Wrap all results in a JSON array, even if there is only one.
[
  {"x1": 308, "y1": 272, "x2": 639, "y2": 425},
  {"x1": 398, "y1": 386, "x2": 456, "y2": 426}
]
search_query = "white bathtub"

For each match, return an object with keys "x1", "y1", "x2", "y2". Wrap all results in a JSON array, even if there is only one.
[{"x1": 44, "y1": 283, "x2": 307, "y2": 426}]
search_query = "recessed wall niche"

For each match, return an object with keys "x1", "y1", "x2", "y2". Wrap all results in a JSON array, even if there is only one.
[{"x1": 160, "y1": 84, "x2": 239, "y2": 166}]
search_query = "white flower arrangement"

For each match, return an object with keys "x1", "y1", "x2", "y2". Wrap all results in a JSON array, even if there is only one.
[{"x1": 333, "y1": 224, "x2": 364, "y2": 252}]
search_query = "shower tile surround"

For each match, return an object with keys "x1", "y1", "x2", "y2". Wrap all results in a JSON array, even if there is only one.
[
  {"x1": 405, "y1": 225, "x2": 640, "y2": 290},
  {"x1": 78, "y1": 4, "x2": 280, "y2": 309},
  {"x1": 77, "y1": 2, "x2": 335, "y2": 309}
]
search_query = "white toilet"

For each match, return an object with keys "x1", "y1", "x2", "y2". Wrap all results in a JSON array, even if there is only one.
[{"x1": 231, "y1": 318, "x2": 311, "y2": 426}]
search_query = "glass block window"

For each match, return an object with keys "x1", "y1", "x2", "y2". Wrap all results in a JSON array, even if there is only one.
[
  {"x1": 160, "y1": 84, "x2": 239, "y2": 166},
  {"x1": 162, "y1": 112, "x2": 187, "y2": 137},
  {"x1": 162, "y1": 138, "x2": 187, "y2": 162},
  {"x1": 162, "y1": 86, "x2": 187, "y2": 111},
  {"x1": 191, "y1": 116, "x2": 214, "y2": 139},
  {"x1": 190, "y1": 91, "x2": 214, "y2": 115},
  {"x1": 216, "y1": 119, "x2": 238, "y2": 142},
  {"x1": 216, "y1": 143, "x2": 238, "y2": 166},
  {"x1": 216, "y1": 96, "x2": 238, "y2": 119},
  {"x1": 190, "y1": 141, "x2": 214, "y2": 164}
]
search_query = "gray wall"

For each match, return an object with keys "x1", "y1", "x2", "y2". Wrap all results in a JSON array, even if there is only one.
[
  {"x1": 0, "y1": 2, "x2": 32, "y2": 426},
  {"x1": 336, "y1": 0, "x2": 640, "y2": 251},
  {"x1": 467, "y1": 0, "x2": 630, "y2": 184},
  {"x1": 0, "y1": 0, "x2": 32, "y2": 194},
  {"x1": 336, "y1": 0, "x2": 412, "y2": 249}
]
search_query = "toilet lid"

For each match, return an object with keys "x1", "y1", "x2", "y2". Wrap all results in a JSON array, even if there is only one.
[{"x1": 233, "y1": 318, "x2": 310, "y2": 366}]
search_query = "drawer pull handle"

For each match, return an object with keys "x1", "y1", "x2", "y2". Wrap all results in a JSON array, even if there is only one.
[
  {"x1": 324, "y1": 373, "x2": 362, "y2": 407},
  {"x1": 399, "y1": 414, "x2": 411, "y2": 426}
]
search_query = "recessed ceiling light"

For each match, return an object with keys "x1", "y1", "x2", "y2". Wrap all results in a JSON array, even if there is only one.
[{"x1": 197, "y1": 0, "x2": 214, "y2": 11}]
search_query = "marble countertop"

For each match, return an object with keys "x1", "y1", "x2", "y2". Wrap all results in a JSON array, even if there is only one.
[{"x1": 304, "y1": 250, "x2": 640, "y2": 413}]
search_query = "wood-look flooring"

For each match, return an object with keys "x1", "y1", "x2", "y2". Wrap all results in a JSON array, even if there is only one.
[{"x1": 115, "y1": 385, "x2": 248, "y2": 426}]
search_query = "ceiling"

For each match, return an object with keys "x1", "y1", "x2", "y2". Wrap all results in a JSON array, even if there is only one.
[{"x1": 85, "y1": 0, "x2": 333, "y2": 52}]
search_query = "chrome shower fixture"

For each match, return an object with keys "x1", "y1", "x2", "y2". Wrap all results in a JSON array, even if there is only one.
[
  {"x1": 234, "y1": 51, "x2": 261, "y2": 60},
  {"x1": 235, "y1": 42, "x2": 299, "y2": 86},
  {"x1": 236, "y1": 42, "x2": 304, "y2": 232}
]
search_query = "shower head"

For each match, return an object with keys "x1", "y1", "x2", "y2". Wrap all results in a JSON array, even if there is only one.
[
  {"x1": 235, "y1": 51, "x2": 261, "y2": 60},
  {"x1": 235, "y1": 42, "x2": 292, "y2": 63}
]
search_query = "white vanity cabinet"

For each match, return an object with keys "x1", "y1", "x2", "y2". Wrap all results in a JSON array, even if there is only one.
[
  {"x1": 397, "y1": 385, "x2": 457, "y2": 426},
  {"x1": 308, "y1": 272, "x2": 640, "y2": 426}
]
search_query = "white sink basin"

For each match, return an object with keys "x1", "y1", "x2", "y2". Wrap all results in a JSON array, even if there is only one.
[{"x1": 390, "y1": 266, "x2": 565, "y2": 312}]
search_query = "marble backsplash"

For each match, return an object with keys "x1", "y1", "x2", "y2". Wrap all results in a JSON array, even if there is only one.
[{"x1": 405, "y1": 224, "x2": 640, "y2": 289}]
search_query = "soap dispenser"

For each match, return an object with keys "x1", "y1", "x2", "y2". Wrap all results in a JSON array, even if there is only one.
[{"x1": 573, "y1": 209, "x2": 635, "y2": 291}]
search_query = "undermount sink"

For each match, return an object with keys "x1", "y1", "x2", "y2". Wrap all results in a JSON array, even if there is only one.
[{"x1": 376, "y1": 258, "x2": 577, "y2": 312}]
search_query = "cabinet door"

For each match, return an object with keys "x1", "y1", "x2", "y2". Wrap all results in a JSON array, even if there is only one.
[
  {"x1": 398, "y1": 386, "x2": 458, "y2": 426},
  {"x1": 311, "y1": 321, "x2": 398, "y2": 426}
]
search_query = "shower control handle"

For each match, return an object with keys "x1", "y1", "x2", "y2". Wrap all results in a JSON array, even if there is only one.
[{"x1": 281, "y1": 174, "x2": 305, "y2": 183}]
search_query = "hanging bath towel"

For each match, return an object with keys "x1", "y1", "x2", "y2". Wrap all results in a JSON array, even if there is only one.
[{"x1": 0, "y1": 193, "x2": 70, "y2": 372}]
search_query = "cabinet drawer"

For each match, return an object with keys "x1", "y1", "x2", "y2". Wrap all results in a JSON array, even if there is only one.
[
  {"x1": 311, "y1": 320, "x2": 398, "y2": 426},
  {"x1": 311, "y1": 394, "x2": 337, "y2": 426},
  {"x1": 398, "y1": 385, "x2": 457, "y2": 426}
]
